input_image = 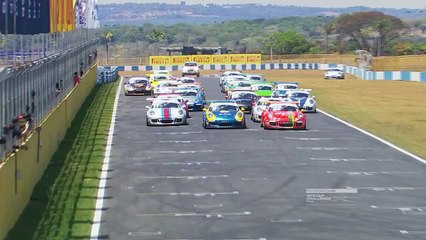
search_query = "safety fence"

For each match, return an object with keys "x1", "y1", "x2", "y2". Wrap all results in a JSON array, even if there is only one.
[
  {"x1": 0, "y1": 40, "x2": 98, "y2": 162},
  {"x1": 97, "y1": 66, "x2": 119, "y2": 84},
  {"x1": 0, "y1": 66, "x2": 98, "y2": 240}
]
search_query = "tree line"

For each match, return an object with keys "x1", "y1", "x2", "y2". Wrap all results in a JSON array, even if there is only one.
[{"x1": 98, "y1": 11, "x2": 426, "y2": 58}]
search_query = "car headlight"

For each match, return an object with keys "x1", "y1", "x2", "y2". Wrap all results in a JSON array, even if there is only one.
[
  {"x1": 235, "y1": 111, "x2": 244, "y2": 121},
  {"x1": 309, "y1": 99, "x2": 315, "y2": 104},
  {"x1": 178, "y1": 109, "x2": 184, "y2": 116},
  {"x1": 207, "y1": 112, "x2": 216, "y2": 121},
  {"x1": 268, "y1": 113, "x2": 274, "y2": 119},
  {"x1": 127, "y1": 86, "x2": 134, "y2": 91},
  {"x1": 148, "y1": 111, "x2": 155, "y2": 116},
  {"x1": 298, "y1": 113, "x2": 304, "y2": 119}
]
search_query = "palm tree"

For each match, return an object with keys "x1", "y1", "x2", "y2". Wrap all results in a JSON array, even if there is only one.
[{"x1": 102, "y1": 32, "x2": 113, "y2": 65}]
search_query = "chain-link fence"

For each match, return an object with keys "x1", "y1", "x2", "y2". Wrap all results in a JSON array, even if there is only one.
[{"x1": 0, "y1": 39, "x2": 98, "y2": 161}]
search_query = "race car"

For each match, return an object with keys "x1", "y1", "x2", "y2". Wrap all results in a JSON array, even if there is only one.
[
  {"x1": 178, "y1": 77, "x2": 200, "y2": 85},
  {"x1": 219, "y1": 71, "x2": 243, "y2": 86},
  {"x1": 273, "y1": 82, "x2": 299, "y2": 90},
  {"x1": 221, "y1": 75, "x2": 247, "y2": 93},
  {"x1": 124, "y1": 77, "x2": 150, "y2": 96},
  {"x1": 284, "y1": 90, "x2": 317, "y2": 112},
  {"x1": 202, "y1": 101, "x2": 246, "y2": 129},
  {"x1": 148, "y1": 74, "x2": 171, "y2": 88},
  {"x1": 182, "y1": 62, "x2": 200, "y2": 77},
  {"x1": 226, "y1": 90, "x2": 257, "y2": 114},
  {"x1": 175, "y1": 89, "x2": 205, "y2": 111},
  {"x1": 251, "y1": 83, "x2": 273, "y2": 97},
  {"x1": 251, "y1": 98, "x2": 286, "y2": 122},
  {"x1": 245, "y1": 74, "x2": 265, "y2": 82},
  {"x1": 324, "y1": 68, "x2": 345, "y2": 79},
  {"x1": 149, "y1": 94, "x2": 189, "y2": 115},
  {"x1": 146, "y1": 99, "x2": 188, "y2": 126},
  {"x1": 151, "y1": 80, "x2": 179, "y2": 97},
  {"x1": 261, "y1": 102, "x2": 306, "y2": 130}
]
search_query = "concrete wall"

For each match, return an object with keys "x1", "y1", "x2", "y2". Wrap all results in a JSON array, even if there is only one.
[
  {"x1": 0, "y1": 65, "x2": 97, "y2": 240},
  {"x1": 101, "y1": 64, "x2": 426, "y2": 82}
]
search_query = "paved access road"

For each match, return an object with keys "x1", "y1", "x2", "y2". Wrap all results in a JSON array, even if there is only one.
[{"x1": 99, "y1": 76, "x2": 426, "y2": 240}]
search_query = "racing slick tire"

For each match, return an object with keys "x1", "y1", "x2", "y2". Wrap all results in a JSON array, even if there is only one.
[{"x1": 146, "y1": 117, "x2": 151, "y2": 126}]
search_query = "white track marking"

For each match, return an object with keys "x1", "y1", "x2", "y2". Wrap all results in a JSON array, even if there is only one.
[
  {"x1": 139, "y1": 131, "x2": 202, "y2": 135},
  {"x1": 318, "y1": 109, "x2": 426, "y2": 164},
  {"x1": 137, "y1": 211, "x2": 251, "y2": 218},
  {"x1": 399, "y1": 230, "x2": 426, "y2": 235},
  {"x1": 140, "y1": 150, "x2": 214, "y2": 154},
  {"x1": 310, "y1": 158, "x2": 391, "y2": 162},
  {"x1": 351, "y1": 186, "x2": 426, "y2": 191},
  {"x1": 271, "y1": 219, "x2": 303, "y2": 223},
  {"x1": 241, "y1": 177, "x2": 268, "y2": 181},
  {"x1": 134, "y1": 161, "x2": 220, "y2": 166},
  {"x1": 137, "y1": 191, "x2": 239, "y2": 197},
  {"x1": 297, "y1": 147, "x2": 372, "y2": 150},
  {"x1": 136, "y1": 174, "x2": 228, "y2": 180},
  {"x1": 326, "y1": 171, "x2": 418, "y2": 176},
  {"x1": 90, "y1": 76, "x2": 123, "y2": 240},
  {"x1": 194, "y1": 204, "x2": 224, "y2": 209},
  {"x1": 128, "y1": 231, "x2": 162, "y2": 236}
]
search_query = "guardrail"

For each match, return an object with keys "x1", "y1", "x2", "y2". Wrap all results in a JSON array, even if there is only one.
[
  {"x1": 97, "y1": 66, "x2": 119, "y2": 84},
  {"x1": 0, "y1": 41, "x2": 98, "y2": 162},
  {"x1": 101, "y1": 63, "x2": 426, "y2": 82}
]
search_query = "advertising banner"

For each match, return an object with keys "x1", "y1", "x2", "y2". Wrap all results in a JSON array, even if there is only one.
[
  {"x1": 211, "y1": 55, "x2": 229, "y2": 64},
  {"x1": 228, "y1": 54, "x2": 246, "y2": 64},
  {"x1": 246, "y1": 54, "x2": 262, "y2": 64},
  {"x1": 149, "y1": 56, "x2": 171, "y2": 65},
  {"x1": 1, "y1": 0, "x2": 50, "y2": 34},
  {"x1": 191, "y1": 55, "x2": 211, "y2": 65},
  {"x1": 171, "y1": 55, "x2": 192, "y2": 65}
]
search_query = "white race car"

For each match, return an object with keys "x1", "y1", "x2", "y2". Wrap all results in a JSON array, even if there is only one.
[
  {"x1": 251, "y1": 97, "x2": 286, "y2": 122},
  {"x1": 146, "y1": 99, "x2": 188, "y2": 126},
  {"x1": 325, "y1": 68, "x2": 345, "y2": 79},
  {"x1": 182, "y1": 62, "x2": 200, "y2": 77},
  {"x1": 285, "y1": 90, "x2": 317, "y2": 112}
]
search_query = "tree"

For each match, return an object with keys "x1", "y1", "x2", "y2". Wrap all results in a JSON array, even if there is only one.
[
  {"x1": 148, "y1": 29, "x2": 165, "y2": 55},
  {"x1": 324, "y1": 22, "x2": 335, "y2": 54},
  {"x1": 263, "y1": 31, "x2": 312, "y2": 55},
  {"x1": 334, "y1": 11, "x2": 406, "y2": 56},
  {"x1": 102, "y1": 32, "x2": 113, "y2": 65}
]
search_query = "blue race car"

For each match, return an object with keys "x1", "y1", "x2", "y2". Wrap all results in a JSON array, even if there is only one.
[{"x1": 202, "y1": 101, "x2": 246, "y2": 129}]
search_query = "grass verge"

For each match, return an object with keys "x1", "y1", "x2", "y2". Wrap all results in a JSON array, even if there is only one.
[
  {"x1": 252, "y1": 70, "x2": 426, "y2": 158},
  {"x1": 6, "y1": 81, "x2": 118, "y2": 240}
]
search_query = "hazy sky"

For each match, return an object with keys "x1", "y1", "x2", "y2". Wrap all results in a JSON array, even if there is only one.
[{"x1": 98, "y1": 0, "x2": 426, "y2": 9}]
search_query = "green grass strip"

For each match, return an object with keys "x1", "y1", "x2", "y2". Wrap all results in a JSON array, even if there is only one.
[{"x1": 6, "y1": 81, "x2": 118, "y2": 240}]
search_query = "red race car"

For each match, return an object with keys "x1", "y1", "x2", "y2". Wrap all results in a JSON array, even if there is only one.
[{"x1": 261, "y1": 103, "x2": 307, "y2": 130}]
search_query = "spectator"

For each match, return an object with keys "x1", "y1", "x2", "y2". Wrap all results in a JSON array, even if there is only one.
[
  {"x1": 55, "y1": 82, "x2": 61, "y2": 97},
  {"x1": 80, "y1": 62, "x2": 84, "y2": 77},
  {"x1": 88, "y1": 54, "x2": 93, "y2": 65},
  {"x1": 73, "y1": 72, "x2": 80, "y2": 87}
]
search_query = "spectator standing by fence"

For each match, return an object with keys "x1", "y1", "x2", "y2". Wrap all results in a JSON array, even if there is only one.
[{"x1": 73, "y1": 72, "x2": 80, "y2": 87}]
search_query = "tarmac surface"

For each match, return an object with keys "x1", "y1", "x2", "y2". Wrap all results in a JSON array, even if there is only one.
[{"x1": 99, "y1": 76, "x2": 426, "y2": 240}]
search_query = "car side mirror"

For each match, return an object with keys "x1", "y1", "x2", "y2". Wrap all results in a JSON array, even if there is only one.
[
  {"x1": 241, "y1": 107, "x2": 245, "y2": 111},
  {"x1": 145, "y1": 106, "x2": 150, "y2": 109},
  {"x1": 202, "y1": 108, "x2": 207, "y2": 111},
  {"x1": 312, "y1": 96, "x2": 316, "y2": 99}
]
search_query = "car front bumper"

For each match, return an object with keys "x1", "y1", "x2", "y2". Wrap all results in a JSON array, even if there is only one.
[
  {"x1": 265, "y1": 120, "x2": 305, "y2": 129},
  {"x1": 147, "y1": 117, "x2": 186, "y2": 125}
]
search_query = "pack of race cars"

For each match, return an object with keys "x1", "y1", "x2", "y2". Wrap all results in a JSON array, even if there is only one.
[{"x1": 124, "y1": 66, "x2": 317, "y2": 130}]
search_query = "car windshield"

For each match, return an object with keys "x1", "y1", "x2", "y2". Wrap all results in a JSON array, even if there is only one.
[
  {"x1": 327, "y1": 69, "x2": 342, "y2": 72},
  {"x1": 258, "y1": 86, "x2": 272, "y2": 90},
  {"x1": 271, "y1": 105, "x2": 298, "y2": 111},
  {"x1": 212, "y1": 104, "x2": 238, "y2": 111},
  {"x1": 153, "y1": 102, "x2": 180, "y2": 108},
  {"x1": 250, "y1": 76, "x2": 262, "y2": 81},
  {"x1": 179, "y1": 91, "x2": 197, "y2": 96},
  {"x1": 181, "y1": 79, "x2": 195, "y2": 83},
  {"x1": 234, "y1": 93, "x2": 256, "y2": 99},
  {"x1": 129, "y1": 79, "x2": 148, "y2": 84},
  {"x1": 291, "y1": 92, "x2": 309, "y2": 98},
  {"x1": 274, "y1": 90, "x2": 287, "y2": 96},
  {"x1": 185, "y1": 62, "x2": 197, "y2": 66},
  {"x1": 238, "y1": 82, "x2": 251, "y2": 87}
]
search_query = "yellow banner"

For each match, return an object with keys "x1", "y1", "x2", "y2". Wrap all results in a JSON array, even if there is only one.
[
  {"x1": 171, "y1": 56, "x2": 192, "y2": 65},
  {"x1": 149, "y1": 56, "x2": 172, "y2": 65},
  {"x1": 191, "y1": 55, "x2": 212, "y2": 65},
  {"x1": 246, "y1": 54, "x2": 262, "y2": 64},
  {"x1": 228, "y1": 54, "x2": 246, "y2": 64},
  {"x1": 149, "y1": 54, "x2": 262, "y2": 65},
  {"x1": 211, "y1": 55, "x2": 229, "y2": 64}
]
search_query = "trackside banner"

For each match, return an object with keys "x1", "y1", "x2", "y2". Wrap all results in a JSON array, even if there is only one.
[{"x1": 149, "y1": 54, "x2": 262, "y2": 65}]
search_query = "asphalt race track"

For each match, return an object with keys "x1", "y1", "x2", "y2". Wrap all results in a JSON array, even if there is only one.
[{"x1": 99, "y1": 76, "x2": 426, "y2": 240}]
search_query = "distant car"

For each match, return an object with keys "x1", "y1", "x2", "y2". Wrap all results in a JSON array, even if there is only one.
[
  {"x1": 220, "y1": 71, "x2": 244, "y2": 86},
  {"x1": 175, "y1": 89, "x2": 205, "y2": 111},
  {"x1": 182, "y1": 62, "x2": 200, "y2": 77},
  {"x1": 146, "y1": 100, "x2": 188, "y2": 126},
  {"x1": 251, "y1": 84, "x2": 273, "y2": 97},
  {"x1": 285, "y1": 90, "x2": 317, "y2": 113},
  {"x1": 273, "y1": 82, "x2": 299, "y2": 90},
  {"x1": 124, "y1": 77, "x2": 150, "y2": 96},
  {"x1": 325, "y1": 68, "x2": 345, "y2": 79},
  {"x1": 227, "y1": 91, "x2": 257, "y2": 114},
  {"x1": 202, "y1": 101, "x2": 246, "y2": 129},
  {"x1": 261, "y1": 103, "x2": 306, "y2": 130}
]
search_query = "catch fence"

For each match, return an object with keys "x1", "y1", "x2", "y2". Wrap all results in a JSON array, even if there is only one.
[{"x1": 0, "y1": 40, "x2": 98, "y2": 161}]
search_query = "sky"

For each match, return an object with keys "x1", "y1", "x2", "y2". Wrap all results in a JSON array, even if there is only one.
[{"x1": 98, "y1": 0, "x2": 426, "y2": 9}]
